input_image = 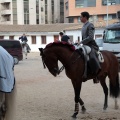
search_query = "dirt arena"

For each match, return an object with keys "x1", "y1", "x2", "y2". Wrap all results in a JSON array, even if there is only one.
[{"x1": 14, "y1": 52, "x2": 120, "y2": 120}]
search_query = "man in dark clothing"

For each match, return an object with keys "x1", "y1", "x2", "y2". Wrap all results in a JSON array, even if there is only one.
[
  {"x1": 59, "y1": 32, "x2": 70, "y2": 43},
  {"x1": 19, "y1": 34, "x2": 28, "y2": 42},
  {"x1": 77, "y1": 11, "x2": 101, "y2": 82},
  {"x1": 19, "y1": 34, "x2": 31, "y2": 52}
]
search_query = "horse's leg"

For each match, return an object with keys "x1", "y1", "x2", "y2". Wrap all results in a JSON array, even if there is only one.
[
  {"x1": 79, "y1": 98, "x2": 86, "y2": 113},
  {"x1": 71, "y1": 81, "x2": 85, "y2": 118},
  {"x1": 114, "y1": 98, "x2": 119, "y2": 109},
  {"x1": 23, "y1": 46, "x2": 27, "y2": 59},
  {"x1": 99, "y1": 76, "x2": 108, "y2": 110},
  {"x1": 25, "y1": 46, "x2": 27, "y2": 59}
]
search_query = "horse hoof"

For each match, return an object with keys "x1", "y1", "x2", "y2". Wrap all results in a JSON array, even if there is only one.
[
  {"x1": 81, "y1": 106, "x2": 86, "y2": 114},
  {"x1": 115, "y1": 105, "x2": 119, "y2": 110},
  {"x1": 71, "y1": 112, "x2": 78, "y2": 118},
  {"x1": 103, "y1": 106, "x2": 108, "y2": 110}
]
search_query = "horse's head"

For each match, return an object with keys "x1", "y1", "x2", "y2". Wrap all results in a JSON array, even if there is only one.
[{"x1": 39, "y1": 48, "x2": 60, "y2": 77}]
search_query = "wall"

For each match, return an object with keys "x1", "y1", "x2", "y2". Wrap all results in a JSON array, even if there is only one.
[
  {"x1": 1, "y1": 28, "x2": 104, "y2": 52},
  {"x1": 65, "y1": 28, "x2": 104, "y2": 42}
]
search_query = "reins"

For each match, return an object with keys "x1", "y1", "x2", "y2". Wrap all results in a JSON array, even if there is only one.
[
  {"x1": 39, "y1": 46, "x2": 81, "y2": 75},
  {"x1": 58, "y1": 51, "x2": 81, "y2": 74},
  {"x1": 58, "y1": 66, "x2": 64, "y2": 74}
]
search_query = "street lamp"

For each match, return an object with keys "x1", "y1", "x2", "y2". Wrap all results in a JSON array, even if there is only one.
[{"x1": 106, "y1": 0, "x2": 108, "y2": 26}]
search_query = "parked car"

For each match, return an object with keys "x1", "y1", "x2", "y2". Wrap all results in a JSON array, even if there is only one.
[{"x1": 0, "y1": 39, "x2": 23, "y2": 64}]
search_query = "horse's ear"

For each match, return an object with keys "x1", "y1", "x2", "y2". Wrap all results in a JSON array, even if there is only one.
[
  {"x1": 38, "y1": 48, "x2": 44, "y2": 56},
  {"x1": 39, "y1": 48, "x2": 43, "y2": 52}
]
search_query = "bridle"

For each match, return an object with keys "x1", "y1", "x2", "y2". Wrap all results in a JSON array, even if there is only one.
[
  {"x1": 39, "y1": 48, "x2": 64, "y2": 75},
  {"x1": 39, "y1": 48, "x2": 81, "y2": 75}
]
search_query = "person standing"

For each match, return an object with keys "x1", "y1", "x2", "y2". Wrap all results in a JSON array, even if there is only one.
[
  {"x1": 19, "y1": 34, "x2": 31, "y2": 52},
  {"x1": 78, "y1": 11, "x2": 101, "y2": 82}
]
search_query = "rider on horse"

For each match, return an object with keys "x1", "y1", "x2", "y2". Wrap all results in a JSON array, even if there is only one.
[
  {"x1": 76, "y1": 11, "x2": 101, "y2": 82},
  {"x1": 59, "y1": 32, "x2": 71, "y2": 44},
  {"x1": 19, "y1": 34, "x2": 31, "y2": 53}
]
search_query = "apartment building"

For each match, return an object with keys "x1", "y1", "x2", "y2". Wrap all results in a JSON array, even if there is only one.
[
  {"x1": 64, "y1": 0, "x2": 120, "y2": 26},
  {"x1": 0, "y1": 0, "x2": 64, "y2": 25}
]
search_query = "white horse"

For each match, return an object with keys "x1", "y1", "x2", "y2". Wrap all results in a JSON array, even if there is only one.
[
  {"x1": 0, "y1": 46, "x2": 17, "y2": 120},
  {"x1": 21, "y1": 41, "x2": 28, "y2": 59}
]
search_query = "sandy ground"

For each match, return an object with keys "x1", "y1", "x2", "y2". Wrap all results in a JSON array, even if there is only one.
[{"x1": 14, "y1": 52, "x2": 120, "y2": 120}]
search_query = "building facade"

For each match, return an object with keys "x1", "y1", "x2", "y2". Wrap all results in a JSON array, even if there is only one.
[
  {"x1": 64, "y1": 0, "x2": 120, "y2": 26},
  {"x1": 0, "y1": 24, "x2": 104, "y2": 52},
  {"x1": 0, "y1": 0, "x2": 64, "y2": 25}
]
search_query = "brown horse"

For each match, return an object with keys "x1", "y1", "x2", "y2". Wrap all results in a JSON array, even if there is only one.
[{"x1": 39, "y1": 42, "x2": 120, "y2": 118}]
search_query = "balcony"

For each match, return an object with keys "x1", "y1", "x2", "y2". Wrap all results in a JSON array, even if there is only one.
[
  {"x1": 0, "y1": 0, "x2": 11, "y2": 4},
  {"x1": 1, "y1": 9, "x2": 11, "y2": 15},
  {"x1": 0, "y1": 21, "x2": 12, "y2": 24}
]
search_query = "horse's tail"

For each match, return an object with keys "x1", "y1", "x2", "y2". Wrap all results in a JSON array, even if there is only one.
[
  {"x1": 109, "y1": 73, "x2": 120, "y2": 98},
  {"x1": 5, "y1": 84, "x2": 17, "y2": 120}
]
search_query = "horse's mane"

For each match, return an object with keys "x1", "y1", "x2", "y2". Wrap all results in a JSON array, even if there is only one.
[{"x1": 45, "y1": 41, "x2": 75, "y2": 51}]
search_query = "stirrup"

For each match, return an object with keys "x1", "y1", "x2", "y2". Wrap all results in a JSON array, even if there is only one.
[{"x1": 93, "y1": 77, "x2": 99, "y2": 83}]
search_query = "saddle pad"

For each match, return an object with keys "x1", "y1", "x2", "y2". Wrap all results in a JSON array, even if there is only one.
[{"x1": 98, "y1": 51, "x2": 104, "y2": 63}]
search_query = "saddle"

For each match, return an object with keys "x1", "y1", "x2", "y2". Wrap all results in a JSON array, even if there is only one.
[
  {"x1": 78, "y1": 45, "x2": 103, "y2": 78},
  {"x1": 81, "y1": 46, "x2": 104, "y2": 63}
]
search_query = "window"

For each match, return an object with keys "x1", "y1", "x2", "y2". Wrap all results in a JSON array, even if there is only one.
[
  {"x1": 69, "y1": 18, "x2": 74, "y2": 23},
  {"x1": 31, "y1": 36, "x2": 36, "y2": 44},
  {"x1": 78, "y1": 17, "x2": 81, "y2": 23},
  {"x1": 12, "y1": 0, "x2": 17, "y2": 24},
  {"x1": 116, "y1": 0, "x2": 120, "y2": 4},
  {"x1": 51, "y1": 0, "x2": 54, "y2": 22},
  {"x1": 75, "y1": 0, "x2": 96, "y2": 8},
  {"x1": 41, "y1": 36, "x2": 46, "y2": 44},
  {"x1": 36, "y1": 14, "x2": 39, "y2": 24},
  {"x1": 0, "y1": 36, "x2": 4, "y2": 39},
  {"x1": 24, "y1": 0, "x2": 29, "y2": 24},
  {"x1": 95, "y1": 34, "x2": 102, "y2": 39},
  {"x1": 5, "y1": 15, "x2": 11, "y2": 21},
  {"x1": 104, "y1": 30, "x2": 120, "y2": 43},
  {"x1": 9, "y1": 36, "x2": 14, "y2": 40},
  {"x1": 45, "y1": 0, "x2": 47, "y2": 4},
  {"x1": 65, "y1": 2, "x2": 68, "y2": 10},
  {"x1": 36, "y1": 0, "x2": 39, "y2": 24},
  {"x1": 54, "y1": 35, "x2": 59, "y2": 42},
  {"x1": 60, "y1": 0, "x2": 64, "y2": 23},
  {"x1": 102, "y1": 0, "x2": 117, "y2": 6},
  {"x1": 103, "y1": 14, "x2": 116, "y2": 20},
  {"x1": 41, "y1": 7, "x2": 43, "y2": 11},
  {"x1": 112, "y1": 14, "x2": 117, "y2": 19}
]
